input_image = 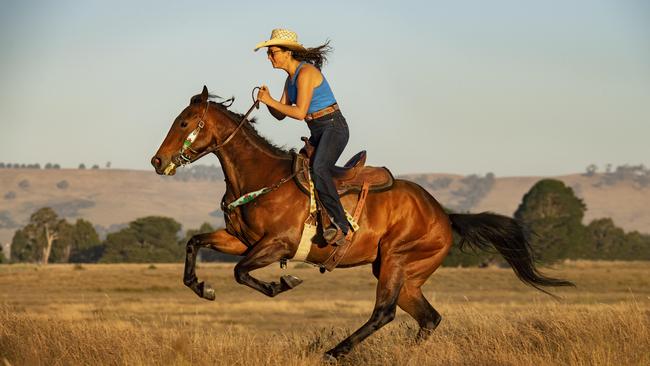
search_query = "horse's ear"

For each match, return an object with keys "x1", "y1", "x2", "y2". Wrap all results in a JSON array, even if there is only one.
[
  {"x1": 190, "y1": 85, "x2": 209, "y2": 105},
  {"x1": 201, "y1": 85, "x2": 208, "y2": 101}
]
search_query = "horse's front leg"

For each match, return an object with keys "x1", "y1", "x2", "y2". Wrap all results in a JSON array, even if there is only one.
[
  {"x1": 184, "y1": 229, "x2": 248, "y2": 301},
  {"x1": 233, "y1": 237, "x2": 302, "y2": 297}
]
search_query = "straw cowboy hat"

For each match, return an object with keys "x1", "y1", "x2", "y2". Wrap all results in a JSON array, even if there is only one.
[{"x1": 254, "y1": 29, "x2": 308, "y2": 52}]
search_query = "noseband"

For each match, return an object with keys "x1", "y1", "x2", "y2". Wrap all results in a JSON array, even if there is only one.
[{"x1": 163, "y1": 88, "x2": 261, "y2": 175}]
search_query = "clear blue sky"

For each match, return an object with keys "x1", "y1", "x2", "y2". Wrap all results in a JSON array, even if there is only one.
[{"x1": 1, "y1": 0, "x2": 648, "y2": 176}]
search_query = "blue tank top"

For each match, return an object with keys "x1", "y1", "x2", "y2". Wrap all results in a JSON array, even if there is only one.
[{"x1": 287, "y1": 61, "x2": 337, "y2": 114}]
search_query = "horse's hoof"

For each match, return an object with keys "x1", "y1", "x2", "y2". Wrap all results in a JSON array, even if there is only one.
[
  {"x1": 201, "y1": 283, "x2": 216, "y2": 301},
  {"x1": 322, "y1": 352, "x2": 338, "y2": 364},
  {"x1": 280, "y1": 275, "x2": 303, "y2": 289}
]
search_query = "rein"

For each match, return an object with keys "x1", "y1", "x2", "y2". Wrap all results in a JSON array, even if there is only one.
[
  {"x1": 163, "y1": 87, "x2": 303, "y2": 211},
  {"x1": 163, "y1": 87, "x2": 261, "y2": 175},
  {"x1": 210, "y1": 89, "x2": 261, "y2": 152}
]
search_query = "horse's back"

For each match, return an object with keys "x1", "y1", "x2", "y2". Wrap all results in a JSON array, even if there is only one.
[{"x1": 364, "y1": 178, "x2": 451, "y2": 236}]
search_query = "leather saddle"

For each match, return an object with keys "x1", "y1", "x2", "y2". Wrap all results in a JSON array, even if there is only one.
[{"x1": 293, "y1": 137, "x2": 394, "y2": 197}]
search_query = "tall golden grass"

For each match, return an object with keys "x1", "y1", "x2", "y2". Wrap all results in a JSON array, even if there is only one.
[{"x1": 1, "y1": 261, "x2": 648, "y2": 365}]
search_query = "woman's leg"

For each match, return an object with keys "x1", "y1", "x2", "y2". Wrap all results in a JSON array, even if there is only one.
[{"x1": 311, "y1": 117, "x2": 350, "y2": 235}]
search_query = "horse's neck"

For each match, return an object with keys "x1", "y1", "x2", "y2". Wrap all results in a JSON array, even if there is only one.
[{"x1": 213, "y1": 119, "x2": 290, "y2": 197}]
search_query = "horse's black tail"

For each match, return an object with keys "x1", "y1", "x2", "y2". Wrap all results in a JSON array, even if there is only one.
[{"x1": 448, "y1": 212, "x2": 574, "y2": 295}]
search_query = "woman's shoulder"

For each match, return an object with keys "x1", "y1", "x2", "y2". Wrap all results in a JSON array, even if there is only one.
[
  {"x1": 296, "y1": 63, "x2": 323, "y2": 84},
  {"x1": 299, "y1": 62, "x2": 322, "y2": 76}
]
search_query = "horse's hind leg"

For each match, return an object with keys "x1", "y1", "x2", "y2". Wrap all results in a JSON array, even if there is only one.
[
  {"x1": 398, "y1": 283, "x2": 442, "y2": 341},
  {"x1": 183, "y1": 229, "x2": 247, "y2": 300},
  {"x1": 325, "y1": 258, "x2": 405, "y2": 359},
  {"x1": 396, "y1": 237, "x2": 451, "y2": 341},
  {"x1": 233, "y1": 238, "x2": 302, "y2": 297}
]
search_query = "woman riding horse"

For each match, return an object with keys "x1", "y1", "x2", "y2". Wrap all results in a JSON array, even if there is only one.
[
  {"x1": 151, "y1": 32, "x2": 575, "y2": 359},
  {"x1": 254, "y1": 28, "x2": 350, "y2": 246},
  {"x1": 151, "y1": 84, "x2": 574, "y2": 360}
]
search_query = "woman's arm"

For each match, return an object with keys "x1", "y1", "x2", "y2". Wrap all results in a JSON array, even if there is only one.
[
  {"x1": 267, "y1": 79, "x2": 289, "y2": 121},
  {"x1": 258, "y1": 65, "x2": 321, "y2": 121}
]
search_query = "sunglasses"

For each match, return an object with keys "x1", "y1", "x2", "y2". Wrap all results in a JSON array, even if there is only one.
[{"x1": 267, "y1": 48, "x2": 285, "y2": 57}]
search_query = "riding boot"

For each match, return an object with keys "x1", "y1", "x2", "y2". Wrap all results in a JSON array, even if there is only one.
[{"x1": 323, "y1": 222, "x2": 349, "y2": 246}]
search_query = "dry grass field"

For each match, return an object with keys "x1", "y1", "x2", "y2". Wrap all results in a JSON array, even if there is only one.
[{"x1": 1, "y1": 261, "x2": 648, "y2": 365}]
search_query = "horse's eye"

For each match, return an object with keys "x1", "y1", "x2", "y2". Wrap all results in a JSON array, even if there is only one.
[{"x1": 180, "y1": 121, "x2": 188, "y2": 128}]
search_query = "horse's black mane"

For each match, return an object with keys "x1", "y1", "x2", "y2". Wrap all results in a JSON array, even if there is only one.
[{"x1": 208, "y1": 94, "x2": 293, "y2": 158}]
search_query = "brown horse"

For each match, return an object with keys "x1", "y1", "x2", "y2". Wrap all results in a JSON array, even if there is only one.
[{"x1": 151, "y1": 86, "x2": 573, "y2": 359}]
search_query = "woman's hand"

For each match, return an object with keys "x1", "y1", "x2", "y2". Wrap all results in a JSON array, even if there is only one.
[{"x1": 257, "y1": 85, "x2": 273, "y2": 105}]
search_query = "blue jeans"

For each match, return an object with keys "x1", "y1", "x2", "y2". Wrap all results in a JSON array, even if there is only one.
[{"x1": 307, "y1": 110, "x2": 350, "y2": 234}]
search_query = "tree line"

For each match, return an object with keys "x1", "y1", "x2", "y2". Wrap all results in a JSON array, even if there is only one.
[
  {"x1": 5, "y1": 208, "x2": 233, "y2": 264},
  {"x1": 0, "y1": 162, "x2": 224, "y2": 181},
  {"x1": 586, "y1": 164, "x2": 650, "y2": 188},
  {"x1": 0, "y1": 162, "x2": 111, "y2": 169},
  {"x1": 445, "y1": 179, "x2": 650, "y2": 266},
  {"x1": 0, "y1": 163, "x2": 60, "y2": 169},
  {"x1": 2, "y1": 178, "x2": 649, "y2": 265}
]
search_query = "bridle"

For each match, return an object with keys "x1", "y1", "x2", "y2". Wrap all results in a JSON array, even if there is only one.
[
  {"x1": 163, "y1": 87, "x2": 261, "y2": 175},
  {"x1": 161, "y1": 87, "x2": 304, "y2": 215}
]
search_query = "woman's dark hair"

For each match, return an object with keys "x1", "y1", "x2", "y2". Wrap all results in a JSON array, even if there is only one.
[{"x1": 286, "y1": 41, "x2": 332, "y2": 70}]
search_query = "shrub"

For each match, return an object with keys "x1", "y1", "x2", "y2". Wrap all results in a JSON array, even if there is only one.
[{"x1": 56, "y1": 180, "x2": 69, "y2": 190}]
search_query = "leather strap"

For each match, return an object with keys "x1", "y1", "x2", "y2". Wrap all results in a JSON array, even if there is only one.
[
  {"x1": 348, "y1": 181, "x2": 370, "y2": 238},
  {"x1": 305, "y1": 103, "x2": 339, "y2": 121},
  {"x1": 322, "y1": 181, "x2": 370, "y2": 271},
  {"x1": 292, "y1": 171, "x2": 318, "y2": 261}
]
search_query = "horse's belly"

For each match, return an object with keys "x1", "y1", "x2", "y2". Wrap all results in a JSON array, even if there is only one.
[{"x1": 304, "y1": 232, "x2": 379, "y2": 266}]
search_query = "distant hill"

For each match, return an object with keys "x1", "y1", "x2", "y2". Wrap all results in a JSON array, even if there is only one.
[
  {"x1": 1, "y1": 167, "x2": 649, "y2": 247},
  {"x1": 401, "y1": 171, "x2": 650, "y2": 233},
  {"x1": 0, "y1": 169, "x2": 225, "y2": 246}
]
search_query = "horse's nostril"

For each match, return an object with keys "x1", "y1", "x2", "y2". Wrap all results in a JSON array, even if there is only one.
[{"x1": 151, "y1": 156, "x2": 162, "y2": 168}]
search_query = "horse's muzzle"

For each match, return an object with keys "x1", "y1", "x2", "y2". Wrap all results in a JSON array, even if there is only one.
[{"x1": 151, "y1": 155, "x2": 174, "y2": 175}]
